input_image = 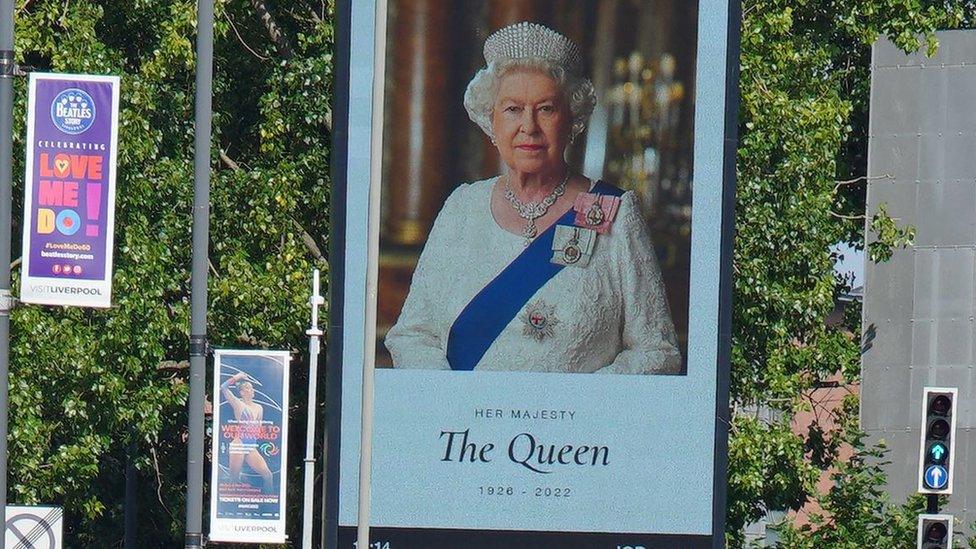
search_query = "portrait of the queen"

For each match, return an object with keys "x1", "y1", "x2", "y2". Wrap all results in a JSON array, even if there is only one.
[{"x1": 376, "y1": 4, "x2": 698, "y2": 375}]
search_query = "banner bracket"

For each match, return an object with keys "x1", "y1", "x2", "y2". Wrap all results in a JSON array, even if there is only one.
[
  {"x1": 189, "y1": 334, "x2": 209, "y2": 357},
  {"x1": 0, "y1": 290, "x2": 18, "y2": 315},
  {"x1": 185, "y1": 532, "x2": 206, "y2": 547},
  {"x1": 0, "y1": 50, "x2": 12, "y2": 78},
  {"x1": 0, "y1": 51, "x2": 27, "y2": 78}
]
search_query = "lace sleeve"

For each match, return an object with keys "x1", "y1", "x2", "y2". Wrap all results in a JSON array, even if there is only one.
[
  {"x1": 597, "y1": 192, "x2": 682, "y2": 374},
  {"x1": 384, "y1": 189, "x2": 464, "y2": 370}
]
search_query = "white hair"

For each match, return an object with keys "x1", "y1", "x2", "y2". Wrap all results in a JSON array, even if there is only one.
[{"x1": 463, "y1": 56, "x2": 596, "y2": 142}]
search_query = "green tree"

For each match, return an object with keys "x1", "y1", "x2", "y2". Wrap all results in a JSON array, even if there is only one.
[
  {"x1": 730, "y1": 0, "x2": 971, "y2": 546},
  {"x1": 11, "y1": 0, "x2": 332, "y2": 545}
]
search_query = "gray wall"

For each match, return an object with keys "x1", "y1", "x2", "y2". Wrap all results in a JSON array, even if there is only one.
[{"x1": 863, "y1": 30, "x2": 976, "y2": 531}]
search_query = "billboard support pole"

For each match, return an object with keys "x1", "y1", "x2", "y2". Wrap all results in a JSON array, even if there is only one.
[
  {"x1": 185, "y1": 0, "x2": 215, "y2": 547},
  {"x1": 302, "y1": 269, "x2": 325, "y2": 548},
  {"x1": 124, "y1": 434, "x2": 139, "y2": 547},
  {"x1": 0, "y1": 0, "x2": 14, "y2": 546}
]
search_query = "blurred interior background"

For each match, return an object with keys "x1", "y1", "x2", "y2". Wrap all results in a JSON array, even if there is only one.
[{"x1": 376, "y1": 0, "x2": 699, "y2": 368}]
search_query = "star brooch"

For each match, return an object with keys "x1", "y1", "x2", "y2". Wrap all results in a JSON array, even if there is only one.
[{"x1": 520, "y1": 300, "x2": 559, "y2": 341}]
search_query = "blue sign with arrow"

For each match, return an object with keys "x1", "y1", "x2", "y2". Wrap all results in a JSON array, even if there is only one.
[{"x1": 924, "y1": 465, "x2": 949, "y2": 490}]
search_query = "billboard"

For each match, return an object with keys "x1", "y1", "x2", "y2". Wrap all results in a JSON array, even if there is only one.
[
  {"x1": 325, "y1": 1, "x2": 739, "y2": 547},
  {"x1": 21, "y1": 73, "x2": 120, "y2": 308},
  {"x1": 209, "y1": 350, "x2": 291, "y2": 544}
]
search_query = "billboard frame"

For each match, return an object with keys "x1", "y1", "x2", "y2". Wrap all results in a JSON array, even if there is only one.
[{"x1": 323, "y1": 1, "x2": 741, "y2": 547}]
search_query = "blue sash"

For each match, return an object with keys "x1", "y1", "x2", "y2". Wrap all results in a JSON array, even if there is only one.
[{"x1": 446, "y1": 181, "x2": 624, "y2": 371}]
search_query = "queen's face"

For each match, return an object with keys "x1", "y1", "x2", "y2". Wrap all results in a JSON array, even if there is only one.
[{"x1": 491, "y1": 67, "x2": 572, "y2": 178}]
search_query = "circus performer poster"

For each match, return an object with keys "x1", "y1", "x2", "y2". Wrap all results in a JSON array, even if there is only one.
[{"x1": 209, "y1": 350, "x2": 291, "y2": 544}]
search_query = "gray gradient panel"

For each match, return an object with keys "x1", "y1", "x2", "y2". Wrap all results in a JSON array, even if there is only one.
[{"x1": 864, "y1": 31, "x2": 976, "y2": 533}]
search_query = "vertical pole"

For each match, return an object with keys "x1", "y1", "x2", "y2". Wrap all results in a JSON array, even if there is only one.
[
  {"x1": 0, "y1": 0, "x2": 14, "y2": 546},
  {"x1": 303, "y1": 269, "x2": 324, "y2": 548},
  {"x1": 185, "y1": 0, "x2": 214, "y2": 547},
  {"x1": 124, "y1": 436, "x2": 138, "y2": 548}
]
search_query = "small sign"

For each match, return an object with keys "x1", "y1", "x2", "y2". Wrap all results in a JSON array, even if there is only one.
[
  {"x1": 21, "y1": 73, "x2": 120, "y2": 308},
  {"x1": 924, "y1": 465, "x2": 949, "y2": 490},
  {"x1": 5, "y1": 505, "x2": 63, "y2": 549}
]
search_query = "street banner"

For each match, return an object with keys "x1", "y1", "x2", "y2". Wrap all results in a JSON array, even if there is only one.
[
  {"x1": 326, "y1": 1, "x2": 740, "y2": 547},
  {"x1": 209, "y1": 350, "x2": 291, "y2": 544},
  {"x1": 21, "y1": 73, "x2": 120, "y2": 308}
]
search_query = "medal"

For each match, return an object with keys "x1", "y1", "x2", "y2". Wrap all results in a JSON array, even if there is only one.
[
  {"x1": 573, "y1": 191, "x2": 621, "y2": 234},
  {"x1": 585, "y1": 199, "x2": 605, "y2": 226},
  {"x1": 520, "y1": 300, "x2": 559, "y2": 341},
  {"x1": 562, "y1": 228, "x2": 582, "y2": 264},
  {"x1": 551, "y1": 225, "x2": 596, "y2": 267}
]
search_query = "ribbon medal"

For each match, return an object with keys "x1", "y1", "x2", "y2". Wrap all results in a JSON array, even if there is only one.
[
  {"x1": 573, "y1": 192, "x2": 621, "y2": 234},
  {"x1": 551, "y1": 225, "x2": 595, "y2": 267}
]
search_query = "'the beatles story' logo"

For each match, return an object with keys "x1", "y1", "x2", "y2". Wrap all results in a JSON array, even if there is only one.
[{"x1": 50, "y1": 88, "x2": 96, "y2": 135}]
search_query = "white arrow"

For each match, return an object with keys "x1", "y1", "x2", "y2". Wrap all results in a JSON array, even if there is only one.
[{"x1": 929, "y1": 467, "x2": 945, "y2": 487}]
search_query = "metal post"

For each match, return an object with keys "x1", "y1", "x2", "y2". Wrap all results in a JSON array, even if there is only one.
[
  {"x1": 124, "y1": 436, "x2": 138, "y2": 548},
  {"x1": 927, "y1": 494, "x2": 938, "y2": 514},
  {"x1": 302, "y1": 269, "x2": 324, "y2": 548},
  {"x1": 185, "y1": 0, "x2": 214, "y2": 547},
  {"x1": 0, "y1": 0, "x2": 14, "y2": 546}
]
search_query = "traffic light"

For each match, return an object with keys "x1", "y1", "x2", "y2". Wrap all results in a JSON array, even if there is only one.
[
  {"x1": 916, "y1": 514, "x2": 952, "y2": 549},
  {"x1": 917, "y1": 387, "x2": 957, "y2": 494}
]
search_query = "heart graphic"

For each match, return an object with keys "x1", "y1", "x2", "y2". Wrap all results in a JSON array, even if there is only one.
[{"x1": 54, "y1": 158, "x2": 70, "y2": 178}]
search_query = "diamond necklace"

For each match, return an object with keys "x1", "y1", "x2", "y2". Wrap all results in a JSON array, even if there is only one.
[{"x1": 504, "y1": 173, "x2": 569, "y2": 243}]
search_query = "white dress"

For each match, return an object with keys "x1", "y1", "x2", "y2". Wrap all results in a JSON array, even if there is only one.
[{"x1": 385, "y1": 177, "x2": 681, "y2": 374}]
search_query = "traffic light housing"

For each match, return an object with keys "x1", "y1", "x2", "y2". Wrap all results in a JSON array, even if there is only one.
[
  {"x1": 917, "y1": 514, "x2": 952, "y2": 549},
  {"x1": 917, "y1": 387, "x2": 957, "y2": 494}
]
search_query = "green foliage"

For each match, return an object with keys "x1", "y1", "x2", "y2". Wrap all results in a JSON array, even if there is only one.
[
  {"x1": 868, "y1": 203, "x2": 915, "y2": 263},
  {"x1": 731, "y1": 0, "x2": 971, "y2": 546},
  {"x1": 772, "y1": 396, "x2": 927, "y2": 548},
  {"x1": 12, "y1": 0, "x2": 332, "y2": 545}
]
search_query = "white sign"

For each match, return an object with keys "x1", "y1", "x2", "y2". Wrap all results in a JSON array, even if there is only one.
[{"x1": 5, "y1": 505, "x2": 63, "y2": 549}]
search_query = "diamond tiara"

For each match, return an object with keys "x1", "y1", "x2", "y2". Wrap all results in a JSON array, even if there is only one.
[{"x1": 483, "y1": 22, "x2": 583, "y2": 74}]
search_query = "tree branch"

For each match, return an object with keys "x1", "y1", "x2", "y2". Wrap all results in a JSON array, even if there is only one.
[
  {"x1": 292, "y1": 219, "x2": 324, "y2": 261},
  {"x1": 150, "y1": 445, "x2": 176, "y2": 522},
  {"x1": 249, "y1": 0, "x2": 294, "y2": 59},
  {"x1": 219, "y1": 149, "x2": 241, "y2": 171},
  {"x1": 829, "y1": 211, "x2": 868, "y2": 221},
  {"x1": 308, "y1": 6, "x2": 322, "y2": 24},
  {"x1": 224, "y1": 10, "x2": 270, "y2": 61},
  {"x1": 833, "y1": 173, "x2": 892, "y2": 190}
]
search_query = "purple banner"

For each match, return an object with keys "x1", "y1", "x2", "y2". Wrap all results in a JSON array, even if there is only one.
[{"x1": 21, "y1": 74, "x2": 119, "y2": 308}]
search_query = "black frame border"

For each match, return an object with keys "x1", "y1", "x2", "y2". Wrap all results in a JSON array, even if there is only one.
[
  {"x1": 711, "y1": 0, "x2": 742, "y2": 546},
  {"x1": 321, "y1": 0, "x2": 352, "y2": 547}
]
